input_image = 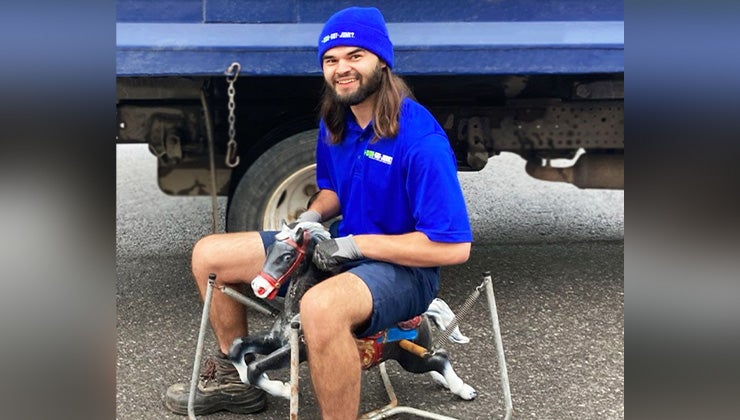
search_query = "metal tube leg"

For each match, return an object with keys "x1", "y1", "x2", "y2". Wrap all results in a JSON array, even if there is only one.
[
  {"x1": 188, "y1": 273, "x2": 217, "y2": 420},
  {"x1": 289, "y1": 315, "x2": 301, "y2": 419},
  {"x1": 482, "y1": 271, "x2": 513, "y2": 420},
  {"x1": 219, "y1": 285, "x2": 280, "y2": 317}
]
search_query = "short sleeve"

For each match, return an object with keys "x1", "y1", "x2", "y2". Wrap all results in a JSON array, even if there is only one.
[{"x1": 405, "y1": 133, "x2": 472, "y2": 243}]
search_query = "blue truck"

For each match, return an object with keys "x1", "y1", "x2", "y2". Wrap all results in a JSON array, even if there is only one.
[{"x1": 116, "y1": 0, "x2": 624, "y2": 231}]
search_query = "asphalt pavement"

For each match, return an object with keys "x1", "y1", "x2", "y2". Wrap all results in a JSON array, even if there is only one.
[{"x1": 116, "y1": 144, "x2": 624, "y2": 419}]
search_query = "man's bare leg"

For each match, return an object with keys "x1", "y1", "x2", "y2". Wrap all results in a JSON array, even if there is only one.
[
  {"x1": 165, "y1": 231, "x2": 270, "y2": 416},
  {"x1": 300, "y1": 273, "x2": 373, "y2": 420},
  {"x1": 191, "y1": 231, "x2": 267, "y2": 354}
]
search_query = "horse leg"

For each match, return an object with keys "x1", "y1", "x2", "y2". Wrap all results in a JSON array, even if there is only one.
[
  {"x1": 244, "y1": 342, "x2": 302, "y2": 399},
  {"x1": 229, "y1": 334, "x2": 281, "y2": 358},
  {"x1": 227, "y1": 335, "x2": 281, "y2": 386},
  {"x1": 396, "y1": 348, "x2": 477, "y2": 400}
]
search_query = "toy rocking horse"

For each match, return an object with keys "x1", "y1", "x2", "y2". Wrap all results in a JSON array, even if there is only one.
[{"x1": 227, "y1": 221, "x2": 477, "y2": 401}]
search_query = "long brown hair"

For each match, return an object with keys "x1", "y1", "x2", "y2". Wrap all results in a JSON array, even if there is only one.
[{"x1": 319, "y1": 66, "x2": 414, "y2": 144}]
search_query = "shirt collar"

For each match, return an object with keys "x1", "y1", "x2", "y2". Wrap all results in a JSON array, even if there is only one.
[{"x1": 346, "y1": 111, "x2": 375, "y2": 142}]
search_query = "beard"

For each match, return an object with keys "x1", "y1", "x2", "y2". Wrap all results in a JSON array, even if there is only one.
[{"x1": 328, "y1": 63, "x2": 383, "y2": 106}]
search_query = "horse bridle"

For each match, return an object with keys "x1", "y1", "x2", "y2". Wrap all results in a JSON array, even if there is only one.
[{"x1": 255, "y1": 229, "x2": 311, "y2": 300}]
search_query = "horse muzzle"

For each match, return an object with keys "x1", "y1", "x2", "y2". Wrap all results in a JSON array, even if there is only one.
[{"x1": 251, "y1": 273, "x2": 280, "y2": 299}]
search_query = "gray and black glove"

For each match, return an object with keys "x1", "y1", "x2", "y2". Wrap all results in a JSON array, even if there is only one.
[
  {"x1": 313, "y1": 235, "x2": 363, "y2": 271},
  {"x1": 296, "y1": 210, "x2": 321, "y2": 223},
  {"x1": 287, "y1": 210, "x2": 322, "y2": 229}
]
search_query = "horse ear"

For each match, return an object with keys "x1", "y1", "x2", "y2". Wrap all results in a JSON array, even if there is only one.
[
  {"x1": 280, "y1": 220, "x2": 293, "y2": 235},
  {"x1": 295, "y1": 227, "x2": 305, "y2": 244}
]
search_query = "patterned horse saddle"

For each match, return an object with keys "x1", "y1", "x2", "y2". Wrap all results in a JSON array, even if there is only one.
[{"x1": 355, "y1": 315, "x2": 423, "y2": 369}]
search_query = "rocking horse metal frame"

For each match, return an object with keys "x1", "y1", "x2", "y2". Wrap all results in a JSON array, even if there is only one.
[{"x1": 186, "y1": 222, "x2": 513, "y2": 419}]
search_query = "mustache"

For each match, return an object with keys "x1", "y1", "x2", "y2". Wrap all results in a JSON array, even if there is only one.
[{"x1": 333, "y1": 71, "x2": 361, "y2": 82}]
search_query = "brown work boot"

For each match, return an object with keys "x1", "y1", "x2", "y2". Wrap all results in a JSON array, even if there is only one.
[{"x1": 164, "y1": 353, "x2": 267, "y2": 415}]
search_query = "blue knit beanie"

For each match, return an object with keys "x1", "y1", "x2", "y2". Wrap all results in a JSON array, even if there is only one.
[{"x1": 318, "y1": 7, "x2": 394, "y2": 69}]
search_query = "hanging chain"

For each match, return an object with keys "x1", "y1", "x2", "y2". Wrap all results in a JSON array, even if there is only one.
[{"x1": 225, "y1": 62, "x2": 241, "y2": 168}]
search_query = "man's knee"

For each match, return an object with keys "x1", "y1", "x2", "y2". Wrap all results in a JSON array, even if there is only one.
[
  {"x1": 300, "y1": 275, "x2": 372, "y2": 346},
  {"x1": 192, "y1": 234, "x2": 221, "y2": 267},
  {"x1": 191, "y1": 232, "x2": 266, "y2": 282},
  {"x1": 300, "y1": 288, "x2": 335, "y2": 327},
  {"x1": 300, "y1": 288, "x2": 347, "y2": 346}
]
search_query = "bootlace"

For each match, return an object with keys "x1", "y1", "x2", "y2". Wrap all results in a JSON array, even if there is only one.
[
  {"x1": 199, "y1": 355, "x2": 241, "y2": 386},
  {"x1": 199, "y1": 358, "x2": 219, "y2": 385}
]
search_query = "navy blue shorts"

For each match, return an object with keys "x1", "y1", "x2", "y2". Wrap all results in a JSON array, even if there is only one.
[{"x1": 258, "y1": 230, "x2": 440, "y2": 338}]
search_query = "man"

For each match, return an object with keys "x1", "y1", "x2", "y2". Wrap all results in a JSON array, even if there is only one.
[{"x1": 165, "y1": 6, "x2": 472, "y2": 419}]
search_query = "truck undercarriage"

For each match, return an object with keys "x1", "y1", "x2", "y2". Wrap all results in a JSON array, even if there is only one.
[{"x1": 117, "y1": 73, "x2": 623, "y2": 229}]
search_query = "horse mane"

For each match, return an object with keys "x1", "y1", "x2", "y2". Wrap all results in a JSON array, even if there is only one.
[{"x1": 275, "y1": 221, "x2": 332, "y2": 242}]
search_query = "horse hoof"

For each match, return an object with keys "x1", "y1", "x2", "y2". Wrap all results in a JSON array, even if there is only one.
[{"x1": 459, "y1": 384, "x2": 477, "y2": 401}]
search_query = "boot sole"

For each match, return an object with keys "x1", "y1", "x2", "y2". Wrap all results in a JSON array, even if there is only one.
[{"x1": 164, "y1": 383, "x2": 267, "y2": 415}]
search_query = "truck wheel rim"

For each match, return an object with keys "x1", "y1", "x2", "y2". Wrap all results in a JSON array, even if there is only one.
[{"x1": 261, "y1": 164, "x2": 317, "y2": 230}]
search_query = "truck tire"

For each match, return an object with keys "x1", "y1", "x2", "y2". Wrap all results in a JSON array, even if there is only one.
[{"x1": 227, "y1": 129, "x2": 319, "y2": 232}]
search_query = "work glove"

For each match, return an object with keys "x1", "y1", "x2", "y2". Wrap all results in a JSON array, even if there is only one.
[
  {"x1": 296, "y1": 210, "x2": 321, "y2": 223},
  {"x1": 313, "y1": 235, "x2": 363, "y2": 271},
  {"x1": 285, "y1": 210, "x2": 322, "y2": 231},
  {"x1": 287, "y1": 210, "x2": 322, "y2": 229}
]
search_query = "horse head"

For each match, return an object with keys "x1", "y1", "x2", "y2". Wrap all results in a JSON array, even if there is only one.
[{"x1": 251, "y1": 221, "x2": 331, "y2": 300}]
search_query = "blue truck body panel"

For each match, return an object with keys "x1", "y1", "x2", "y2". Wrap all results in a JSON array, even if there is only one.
[
  {"x1": 117, "y1": 0, "x2": 623, "y2": 23},
  {"x1": 116, "y1": 0, "x2": 624, "y2": 77},
  {"x1": 115, "y1": 0, "x2": 624, "y2": 208}
]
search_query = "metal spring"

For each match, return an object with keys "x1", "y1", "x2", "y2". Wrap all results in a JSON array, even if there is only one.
[{"x1": 433, "y1": 279, "x2": 486, "y2": 349}]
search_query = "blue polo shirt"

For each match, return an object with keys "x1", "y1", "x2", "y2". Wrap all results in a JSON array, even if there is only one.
[{"x1": 315, "y1": 98, "x2": 472, "y2": 243}]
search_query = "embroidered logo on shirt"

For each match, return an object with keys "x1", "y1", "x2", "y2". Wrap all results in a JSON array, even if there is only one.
[{"x1": 364, "y1": 149, "x2": 393, "y2": 165}]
